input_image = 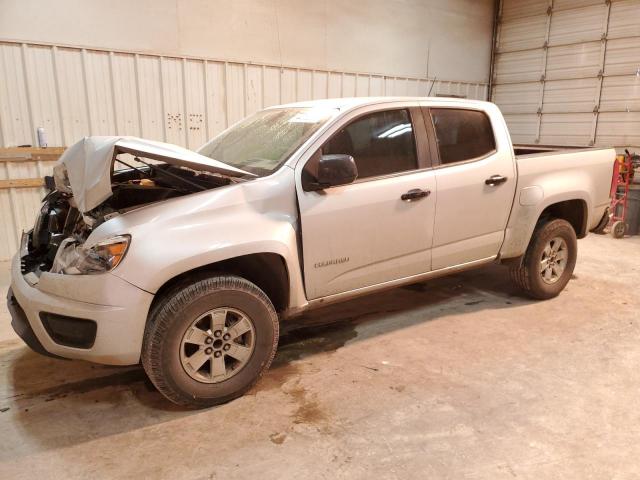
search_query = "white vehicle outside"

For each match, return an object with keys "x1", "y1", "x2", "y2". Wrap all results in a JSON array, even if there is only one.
[{"x1": 8, "y1": 97, "x2": 614, "y2": 407}]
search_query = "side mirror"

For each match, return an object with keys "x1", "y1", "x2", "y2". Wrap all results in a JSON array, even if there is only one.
[{"x1": 305, "y1": 154, "x2": 358, "y2": 191}]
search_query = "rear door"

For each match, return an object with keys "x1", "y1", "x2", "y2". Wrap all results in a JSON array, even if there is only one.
[
  {"x1": 424, "y1": 105, "x2": 517, "y2": 270},
  {"x1": 295, "y1": 105, "x2": 437, "y2": 299}
]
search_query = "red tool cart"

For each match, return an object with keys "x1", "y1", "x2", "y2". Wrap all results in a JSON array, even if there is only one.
[{"x1": 608, "y1": 149, "x2": 635, "y2": 238}]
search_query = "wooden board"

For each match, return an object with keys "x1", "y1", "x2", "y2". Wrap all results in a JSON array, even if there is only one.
[
  {"x1": 0, "y1": 146, "x2": 66, "y2": 156},
  {"x1": 0, "y1": 178, "x2": 46, "y2": 189},
  {"x1": 0, "y1": 147, "x2": 64, "y2": 189},
  {"x1": 0, "y1": 147, "x2": 65, "y2": 163}
]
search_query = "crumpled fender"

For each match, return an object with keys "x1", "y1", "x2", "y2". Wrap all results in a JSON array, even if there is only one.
[{"x1": 87, "y1": 167, "x2": 308, "y2": 309}]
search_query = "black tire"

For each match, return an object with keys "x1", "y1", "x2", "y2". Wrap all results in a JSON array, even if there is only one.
[
  {"x1": 510, "y1": 219, "x2": 577, "y2": 300},
  {"x1": 142, "y1": 275, "x2": 279, "y2": 408}
]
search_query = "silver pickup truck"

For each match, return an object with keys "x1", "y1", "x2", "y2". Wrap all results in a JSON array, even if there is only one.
[{"x1": 8, "y1": 97, "x2": 614, "y2": 407}]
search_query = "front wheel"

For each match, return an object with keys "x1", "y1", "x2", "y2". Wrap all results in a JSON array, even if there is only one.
[
  {"x1": 510, "y1": 219, "x2": 577, "y2": 300},
  {"x1": 142, "y1": 275, "x2": 279, "y2": 408}
]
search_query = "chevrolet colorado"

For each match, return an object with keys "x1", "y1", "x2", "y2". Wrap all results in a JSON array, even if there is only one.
[{"x1": 7, "y1": 97, "x2": 614, "y2": 407}]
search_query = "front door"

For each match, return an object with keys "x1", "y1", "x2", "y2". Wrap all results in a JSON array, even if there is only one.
[{"x1": 296, "y1": 107, "x2": 436, "y2": 300}]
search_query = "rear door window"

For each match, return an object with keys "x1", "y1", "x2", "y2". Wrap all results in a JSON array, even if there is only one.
[{"x1": 430, "y1": 108, "x2": 496, "y2": 165}]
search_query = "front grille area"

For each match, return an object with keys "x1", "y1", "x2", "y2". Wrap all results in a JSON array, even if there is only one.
[{"x1": 40, "y1": 312, "x2": 97, "y2": 349}]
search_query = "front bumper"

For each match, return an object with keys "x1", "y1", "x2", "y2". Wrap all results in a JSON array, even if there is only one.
[{"x1": 8, "y1": 254, "x2": 154, "y2": 365}]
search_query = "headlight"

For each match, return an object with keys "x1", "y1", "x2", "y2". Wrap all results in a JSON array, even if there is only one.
[{"x1": 51, "y1": 235, "x2": 130, "y2": 275}]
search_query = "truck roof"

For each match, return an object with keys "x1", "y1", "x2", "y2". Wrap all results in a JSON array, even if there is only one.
[{"x1": 274, "y1": 96, "x2": 493, "y2": 111}]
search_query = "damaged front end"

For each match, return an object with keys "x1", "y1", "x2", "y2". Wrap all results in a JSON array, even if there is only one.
[{"x1": 20, "y1": 136, "x2": 252, "y2": 279}]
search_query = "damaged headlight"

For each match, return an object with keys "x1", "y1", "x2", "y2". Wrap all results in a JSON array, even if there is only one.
[{"x1": 51, "y1": 235, "x2": 130, "y2": 275}]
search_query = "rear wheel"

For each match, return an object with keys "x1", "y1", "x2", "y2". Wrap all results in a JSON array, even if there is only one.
[
  {"x1": 142, "y1": 275, "x2": 279, "y2": 408},
  {"x1": 510, "y1": 219, "x2": 577, "y2": 300}
]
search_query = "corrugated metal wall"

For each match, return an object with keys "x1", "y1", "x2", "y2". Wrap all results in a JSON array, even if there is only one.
[
  {"x1": 0, "y1": 40, "x2": 488, "y2": 261},
  {"x1": 492, "y1": 0, "x2": 640, "y2": 147}
]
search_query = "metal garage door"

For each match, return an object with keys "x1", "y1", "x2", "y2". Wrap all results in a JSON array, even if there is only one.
[{"x1": 492, "y1": 0, "x2": 640, "y2": 148}]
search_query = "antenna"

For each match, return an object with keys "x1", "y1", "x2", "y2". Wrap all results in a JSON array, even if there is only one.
[
  {"x1": 425, "y1": 38, "x2": 436, "y2": 96},
  {"x1": 427, "y1": 76, "x2": 437, "y2": 96}
]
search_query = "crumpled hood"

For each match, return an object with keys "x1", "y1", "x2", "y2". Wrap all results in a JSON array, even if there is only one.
[{"x1": 54, "y1": 136, "x2": 253, "y2": 213}]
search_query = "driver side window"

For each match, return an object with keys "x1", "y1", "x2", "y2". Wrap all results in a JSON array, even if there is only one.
[{"x1": 307, "y1": 109, "x2": 418, "y2": 181}]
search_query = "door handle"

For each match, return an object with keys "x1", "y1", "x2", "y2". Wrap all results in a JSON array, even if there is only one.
[
  {"x1": 401, "y1": 188, "x2": 431, "y2": 202},
  {"x1": 485, "y1": 174, "x2": 508, "y2": 186}
]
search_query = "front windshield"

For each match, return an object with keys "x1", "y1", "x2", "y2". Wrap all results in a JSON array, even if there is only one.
[{"x1": 198, "y1": 107, "x2": 336, "y2": 177}]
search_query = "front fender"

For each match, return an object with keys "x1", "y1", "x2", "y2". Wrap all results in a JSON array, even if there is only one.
[
  {"x1": 88, "y1": 167, "x2": 308, "y2": 309},
  {"x1": 114, "y1": 216, "x2": 305, "y2": 306}
]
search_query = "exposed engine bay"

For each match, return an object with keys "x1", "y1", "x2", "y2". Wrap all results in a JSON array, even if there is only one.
[{"x1": 21, "y1": 162, "x2": 231, "y2": 277}]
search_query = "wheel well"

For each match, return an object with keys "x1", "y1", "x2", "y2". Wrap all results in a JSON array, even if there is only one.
[
  {"x1": 538, "y1": 199, "x2": 588, "y2": 238},
  {"x1": 151, "y1": 253, "x2": 290, "y2": 314}
]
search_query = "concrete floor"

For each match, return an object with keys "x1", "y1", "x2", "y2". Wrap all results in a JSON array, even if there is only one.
[{"x1": 1, "y1": 234, "x2": 639, "y2": 479}]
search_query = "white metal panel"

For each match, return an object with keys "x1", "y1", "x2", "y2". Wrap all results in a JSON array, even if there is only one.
[
  {"x1": 542, "y1": 78, "x2": 599, "y2": 113},
  {"x1": 0, "y1": 187, "x2": 16, "y2": 255},
  {"x1": 553, "y1": 0, "x2": 602, "y2": 12},
  {"x1": 262, "y1": 66, "x2": 281, "y2": 108},
  {"x1": 160, "y1": 56, "x2": 185, "y2": 145},
  {"x1": 245, "y1": 64, "x2": 264, "y2": 116},
  {"x1": 494, "y1": 0, "x2": 640, "y2": 149},
  {"x1": 492, "y1": 83, "x2": 540, "y2": 113},
  {"x1": 0, "y1": 43, "x2": 33, "y2": 147},
  {"x1": 225, "y1": 63, "x2": 245, "y2": 125},
  {"x1": 409, "y1": 79, "x2": 422, "y2": 97},
  {"x1": 184, "y1": 59, "x2": 207, "y2": 149},
  {"x1": 111, "y1": 52, "x2": 141, "y2": 139},
  {"x1": 296, "y1": 70, "x2": 313, "y2": 102},
  {"x1": 328, "y1": 72, "x2": 342, "y2": 98},
  {"x1": 500, "y1": 0, "x2": 548, "y2": 20},
  {"x1": 54, "y1": 47, "x2": 90, "y2": 144},
  {"x1": 279, "y1": 68, "x2": 296, "y2": 104},
  {"x1": 497, "y1": 14, "x2": 547, "y2": 52},
  {"x1": 312, "y1": 71, "x2": 328, "y2": 100},
  {"x1": 22, "y1": 45, "x2": 64, "y2": 146},
  {"x1": 84, "y1": 50, "x2": 116, "y2": 136},
  {"x1": 137, "y1": 55, "x2": 164, "y2": 142},
  {"x1": 539, "y1": 113, "x2": 594, "y2": 145},
  {"x1": 548, "y1": 4, "x2": 608, "y2": 47},
  {"x1": 596, "y1": 112, "x2": 640, "y2": 146},
  {"x1": 391, "y1": 77, "x2": 410, "y2": 96},
  {"x1": 493, "y1": 50, "x2": 545, "y2": 83},
  {"x1": 205, "y1": 61, "x2": 228, "y2": 137},
  {"x1": 545, "y1": 42, "x2": 601, "y2": 80},
  {"x1": 417, "y1": 79, "x2": 430, "y2": 97},
  {"x1": 355, "y1": 75, "x2": 368, "y2": 97},
  {"x1": 342, "y1": 74, "x2": 357, "y2": 97},
  {"x1": 433, "y1": 81, "x2": 487, "y2": 100},
  {"x1": 370, "y1": 76, "x2": 384, "y2": 96},
  {"x1": 599, "y1": 75, "x2": 640, "y2": 112},
  {"x1": 607, "y1": 0, "x2": 640, "y2": 39},
  {"x1": 604, "y1": 38, "x2": 640, "y2": 76},
  {"x1": 501, "y1": 114, "x2": 538, "y2": 144}
]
